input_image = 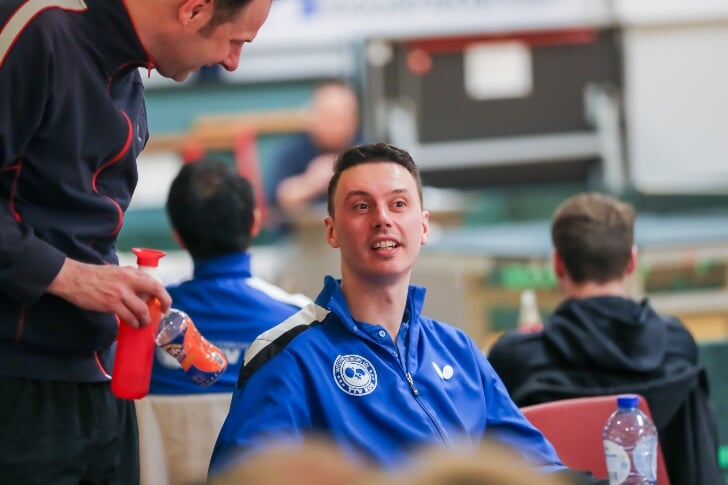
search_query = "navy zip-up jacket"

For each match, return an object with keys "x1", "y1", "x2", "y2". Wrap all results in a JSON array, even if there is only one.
[{"x1": 0, "y1": 0, "x2": 154, "y2": 382}]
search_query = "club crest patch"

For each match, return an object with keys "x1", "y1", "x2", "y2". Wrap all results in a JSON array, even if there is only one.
[{"x1": 333, "y1": 354, "x2": 377, "y2": 396}]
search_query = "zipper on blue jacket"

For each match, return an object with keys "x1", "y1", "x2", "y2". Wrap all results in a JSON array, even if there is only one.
[
  {"x1": 405, "y1": 372, "x2": 419, "y2": 396},
  {"x1": 353, "y1": 316, "x2": 450, "y2": 445},
  {"x1": 396, "y1": 351, "x2": 449, "y2": 445}
]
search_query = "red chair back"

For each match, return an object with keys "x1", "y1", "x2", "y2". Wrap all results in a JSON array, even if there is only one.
[{"x1": 521, "y1": 394, "x2": 670, "y2": 484}]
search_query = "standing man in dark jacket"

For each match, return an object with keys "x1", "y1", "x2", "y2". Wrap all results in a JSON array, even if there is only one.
[
  {"x1": 488, "y1": 192, "x2": 722, "y2": 485},
  {"x1": 0, "y1": 0, "x2": 272, "y2": 483}
]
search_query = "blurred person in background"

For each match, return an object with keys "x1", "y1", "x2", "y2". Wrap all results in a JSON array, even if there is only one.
[
  {"x1": 210, "y1": 143, "x2": 604, "y2": 485},
  {"x1": 151, "y1": 158, "x2": 310, "y2": 394},
  {"x1": 268, "y1": 81, "x2": 363, "y2": 218},
  {"x1": 488, "y1": 192, "x2": 721, "y2": 485},
  {"x1": 0, "y1": 0, "x2": 272, "y2": 482}
]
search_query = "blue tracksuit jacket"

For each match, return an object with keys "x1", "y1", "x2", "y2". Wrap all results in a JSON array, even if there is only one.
[
  {"x1": 150, "y1": 252, "x2": 310, "y2": 394},
  {"x1": 210, "y1": 276, "x2": 565, "y2": 475}
]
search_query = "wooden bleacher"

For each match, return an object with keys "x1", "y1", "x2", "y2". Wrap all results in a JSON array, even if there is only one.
[{"x1": 143, "y1": 108, "x2": 309, "y2": 154}]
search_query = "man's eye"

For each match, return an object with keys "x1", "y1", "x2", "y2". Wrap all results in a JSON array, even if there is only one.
[{"x1": 355, "y1": 203, "x2": 368, "y2": 210}]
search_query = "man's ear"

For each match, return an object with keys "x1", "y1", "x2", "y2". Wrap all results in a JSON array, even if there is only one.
[
  {"x1": 625, "y1": 245, "x2": 638, "y2": 275},
  {"x1": 420, "y1": 210, "x2": 430, "y2": 246},
  {"x1": 324, "y1": 216, "x2": 340, "y2": 249},
  {"x1": 178, "y1": 0, "x2": 213, "y2": 27},
  {"x1": 552, "y1": 250, "x2": 566, "y2": 278},
  {"x1": 250, "y1": 208, "x2": 262, "y2": 238},
  {"x1": 171, "y1": 230, "x2": 186, "y2": 250}
]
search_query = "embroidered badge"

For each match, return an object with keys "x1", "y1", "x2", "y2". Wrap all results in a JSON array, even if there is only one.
[{"x1": 333, "y1": 354, "x2": 378, "y2": 396}]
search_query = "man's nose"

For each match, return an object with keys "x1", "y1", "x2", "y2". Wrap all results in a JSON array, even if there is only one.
[
  {"x1": 374, "y1": 207, "x2": 393, "y2": 228},
  {"x1": 220, "y1": 44, "x2": 243, "y2": 71}
]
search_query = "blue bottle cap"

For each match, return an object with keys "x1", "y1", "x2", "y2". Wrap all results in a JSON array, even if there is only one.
[{"x1": 617, "y1": 394, "x2": 639, "y2": 409}]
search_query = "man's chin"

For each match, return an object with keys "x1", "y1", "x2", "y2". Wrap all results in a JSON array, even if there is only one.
[
  {"x1": 171, "y1": 72, "x2": 191, "y2": 82},
  {"x1": 156, "y1": 68, "x2": 191, "y2": 83}
]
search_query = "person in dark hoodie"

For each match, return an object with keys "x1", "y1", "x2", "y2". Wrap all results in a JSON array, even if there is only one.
[{"x1": 488, "y1": 192, "x2": 722, "y2": 485}]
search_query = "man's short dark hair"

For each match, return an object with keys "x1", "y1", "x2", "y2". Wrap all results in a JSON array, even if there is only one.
[
  {"x1": 551, "y1": 192, "x2": 635, "y2": 283},
  {"x1": 166, "y1": 158, "x2": 256, "y2": 260},
  {"x1": 326, "y1": 142, "x2": 423, "y2": 217}
]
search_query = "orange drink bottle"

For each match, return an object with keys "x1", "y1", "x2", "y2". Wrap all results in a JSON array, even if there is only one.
[
  {"x1": 156, "y1": 308, "x2": 227, "y2": 386},
  {"x1": 111, "y1": 248, "x2": 166, "y2": 400}
]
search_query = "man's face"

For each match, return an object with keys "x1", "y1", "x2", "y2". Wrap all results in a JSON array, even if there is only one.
[
  {"x1": 309, "y1": 87, "x2": 359, "y2": 151},
  {"x1": 156, "y1": 0, "x2": 272, "y2": 82},
  {"x1": 324, "y1": 161, "x2": 429, "y2": 285}
]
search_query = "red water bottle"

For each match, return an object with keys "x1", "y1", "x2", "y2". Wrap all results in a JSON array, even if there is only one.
[{"x1": 111, "y1": 248, "x2": 166, "y2": 400}]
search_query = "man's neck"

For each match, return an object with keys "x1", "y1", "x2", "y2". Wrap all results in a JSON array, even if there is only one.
[
  {"x1": 124, "y1": 0, "x2": 151, "y2": 48},
  {"x1": 562, "y1": 278, "x2": 628, "y2": 299},
  {"x1": 340, "y1": 278, "x2": 410, "y2": 341},
  {"x1": 124, "y1": 0, "x2": 170, "y2": 58}
]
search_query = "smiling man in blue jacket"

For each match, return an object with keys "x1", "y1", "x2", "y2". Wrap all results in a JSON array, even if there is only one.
[{"x1": 209, "y1": 143, "x2": 601, "y2": 481}]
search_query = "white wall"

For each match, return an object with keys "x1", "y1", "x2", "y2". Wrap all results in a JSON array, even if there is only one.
[
  {"x1": 616, "y1": 0, "x2": 728, "y2": 193},
  {"x1": 623, "y1": 22, "x2": 728, "y2": 193}
]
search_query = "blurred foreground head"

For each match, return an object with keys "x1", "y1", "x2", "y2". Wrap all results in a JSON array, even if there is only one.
[
  {"x1": 366, "y1": 440, "x2": 572, "y2": 485},
  {"x1": 210, "y1": 437, "x2": 572, "y2": 485},
  {"x1": 209, "y1": 436, "x2": 371, "y2": 485}
]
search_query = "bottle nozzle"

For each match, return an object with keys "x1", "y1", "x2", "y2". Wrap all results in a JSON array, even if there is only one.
[{"x1": 132, "y1": 247, "x2": 167, "y2": 268}]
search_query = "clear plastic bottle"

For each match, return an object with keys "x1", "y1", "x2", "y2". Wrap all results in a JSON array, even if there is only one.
[
  {"x1": 602, "y1": 394, "x2": 658, "y2": 485},
  {"x1": 112, "y1": 248, "x2": 166, "y2": 400},
  {"x1": 156, "y1": 308, "x2": 228, "y2": 387},
  {"x1": 517, "y1": 289, "x2": 543, "y2": 333}
]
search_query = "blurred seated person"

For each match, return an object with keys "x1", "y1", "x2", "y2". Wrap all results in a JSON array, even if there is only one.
[
  {"x1": 209, "y1": 436, "x2": 371, "y2": 485},
  {"x1": 488, "y1": 192, "x2": 721, "y2": 485},
  {"x1": 211, "y1": 437, "x2": 577, "y2": 485},
  {"x1": 369, "y1": 439, "x2": 581, "y2": 485},
  {"x1": 210, "y1": 143, "x2": 604, "y2": 485},
  {"x1": 150, "y1": 159, "x2": 311, "y2": 394},
  {"x1": 268, "y1": 81, "x2": 363, "y2": 218}
]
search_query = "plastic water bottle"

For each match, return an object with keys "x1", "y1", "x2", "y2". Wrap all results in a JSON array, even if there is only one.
[
  {"x1": 517, "y1": 289, "x2": 543, "y2": 333},
  {"x1": 602, "y1": 394, "x2": 658, "y2": 485},
  {"x1": 156, "y1": 308, "x2": 228, "y2": 386},
  {"x1": 112, "y1": 248, "x2": 166, "y2": 400}
]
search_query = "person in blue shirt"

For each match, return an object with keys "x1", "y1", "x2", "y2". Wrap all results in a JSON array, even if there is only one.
[
  {"x1": 210, "y1": 143, "x2": 602, "y2": 483},
  {"x1": 151, "y1": 158, "x2": 310, "y2": 394},
  {"x1": 267, "y1": 81, "x2": 363, "y2": 217}
]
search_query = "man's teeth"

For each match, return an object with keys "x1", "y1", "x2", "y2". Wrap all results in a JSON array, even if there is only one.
[{"x1": 373, "y1": 240, "x2": 397, "y2": 249}]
